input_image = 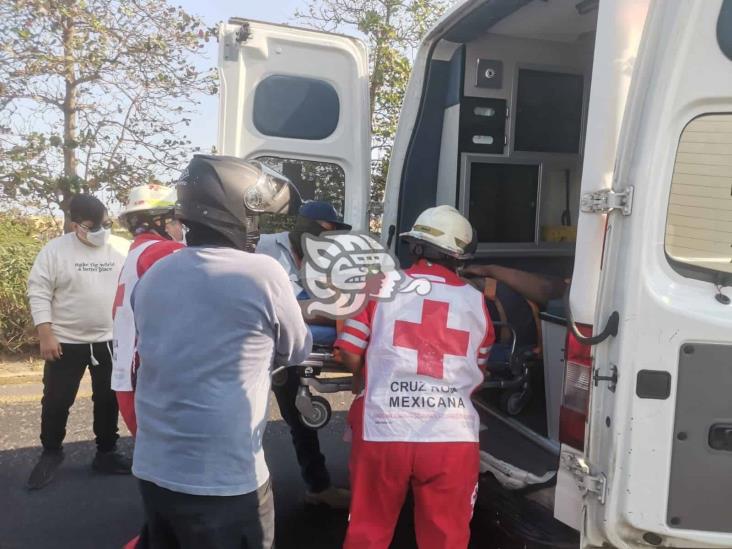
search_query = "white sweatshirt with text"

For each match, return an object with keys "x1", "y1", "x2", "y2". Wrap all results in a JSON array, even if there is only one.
[{"x1": 27, "y1": 232, "x2": 130, "y2": 343}]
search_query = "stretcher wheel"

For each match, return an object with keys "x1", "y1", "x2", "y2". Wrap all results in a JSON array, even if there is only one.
[
  {"x1": 299, "y1": 396, "x2": 332, "y2": 430},
  {"x1": 500, "y1": 387, "x2": 532, "y2": 416},
  {"x1": 271, "y1": 368, "x2": 288, "y2": 387}
]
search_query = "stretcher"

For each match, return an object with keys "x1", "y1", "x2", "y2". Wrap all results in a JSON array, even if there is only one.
[
  {"x1": 270, "y1": 315, "x2": 355, "y2": 429},
  {"x1": 293, "y1": 346, "x2": 353, "y2": 429},
  {"x1": 275, "y1": 274, "x2": 545, "y2": 429},
  {"x1": 271, "y1": 344, "x2": 352, "y2": 430},
  {"x1": 477, "y1": 277, "x2": 544, "y2": 416}
]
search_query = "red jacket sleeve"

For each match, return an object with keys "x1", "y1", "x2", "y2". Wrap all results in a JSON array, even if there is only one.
[
  {"x1": 334, "y1": 301, "x2": 376, "y2": 356},
  {"x1": 136, "y1": 241, "x2": 184, "y2": 277},
  {"x1": 116, "y1": 391, "x2": 137, "y2": 437},
  {"x1": 477, "y1": 299, "x2": 496, "y2": 371}
]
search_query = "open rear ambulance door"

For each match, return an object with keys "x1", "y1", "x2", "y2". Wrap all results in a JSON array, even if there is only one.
[
  {"x1": 217, "y1": 20, "x2": 371, "y2": 230},
  {"x1": 563, "y1": 1, "x2": 732, "y2": 547}
]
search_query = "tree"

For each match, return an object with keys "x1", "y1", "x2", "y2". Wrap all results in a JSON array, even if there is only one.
[
  {"x1": 295, "y1": 0, "x2": 449, "y2": 233},
  {"x1": 0, "y1": 0, "x2": 216, "y2": 228}
]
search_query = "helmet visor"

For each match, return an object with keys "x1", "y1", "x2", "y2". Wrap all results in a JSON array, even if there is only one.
[{"x1": 244, "y1": 162, "x2": 295, "y2": 214}]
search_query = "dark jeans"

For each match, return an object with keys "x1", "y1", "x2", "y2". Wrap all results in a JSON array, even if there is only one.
[
  {"x1": 272, "y1": 368, "x2": 330, "y2": 493},
  {"x1": 137, "y1": 479, "x2": 275, "y2": 549},
  {"x1": 40, "y1": 342, "x2": 119, "y2": 452}
]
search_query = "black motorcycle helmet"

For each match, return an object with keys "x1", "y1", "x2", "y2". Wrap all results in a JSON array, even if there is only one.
[{"x1": 175, "y1": 155, "x2": 300, "y2": 251}]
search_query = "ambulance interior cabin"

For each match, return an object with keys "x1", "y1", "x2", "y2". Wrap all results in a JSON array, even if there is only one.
[{"x1": 394, "y1": 0, "x2": 599, "y2": 519}]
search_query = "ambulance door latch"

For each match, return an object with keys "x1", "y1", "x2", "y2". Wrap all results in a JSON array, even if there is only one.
[
  {"x1": 581, "y1": 186, "x2": 634, "y2": 216},
  {"x1": 593, "y1": 364, "x2": 618, "y2": 392}
]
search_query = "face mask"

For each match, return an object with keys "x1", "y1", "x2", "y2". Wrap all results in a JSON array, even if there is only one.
[
  {"x1": 85, "y1": 227, "x2": 111, "y2": 247},
  {"x1": 289, "y1": 217, "x2": 326, "y2": 258}
]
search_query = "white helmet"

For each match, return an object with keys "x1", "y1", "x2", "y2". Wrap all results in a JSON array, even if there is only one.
[
  {"x1": 400, "y1": 205, "x2": 475, "y2": 259},
  {"x1": 120, "y1": 184, "x2": 176, "y2": 217},
  {"x1": 119, "y1": 184, "x2": 177, "y2": 233}
]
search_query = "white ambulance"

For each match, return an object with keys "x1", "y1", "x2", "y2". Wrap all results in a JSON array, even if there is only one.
[{"x1": 217, "y1": 1, "x2": 732, "y2": 547}]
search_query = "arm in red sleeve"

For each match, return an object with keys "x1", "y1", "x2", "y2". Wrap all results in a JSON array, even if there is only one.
[
  {"x1": 334, "y1": 301, "x2": 376, "y2": 358},
  {"x1": 117, "y1": 391, "x2": 137, "y2": 436},
  {"x1": 136, "y1": 241, "x2": 184, "y2": 277},
  {"x1": 477, "y1": 299, "x2": 496, "y2": 372}
]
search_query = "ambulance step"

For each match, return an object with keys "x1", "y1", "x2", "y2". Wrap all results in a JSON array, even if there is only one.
[{"x1": 477, "y1": 406, "x2": 559, "y2": 479}]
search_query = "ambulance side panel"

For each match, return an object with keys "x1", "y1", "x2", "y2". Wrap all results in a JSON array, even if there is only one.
[{"x1": 584, "y1": 1, "x2": 732, "y2": 547}]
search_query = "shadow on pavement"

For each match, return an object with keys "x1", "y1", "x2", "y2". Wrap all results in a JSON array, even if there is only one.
[
  {"x1": 0, "y1": 436, "x2": 140, "y2": 549},
  {"x1": 0, "y1": 411, "x2": 424, "y2": 549},
  {"x1": 0, "y1": 401, "x2": 527, "y2": 549}
]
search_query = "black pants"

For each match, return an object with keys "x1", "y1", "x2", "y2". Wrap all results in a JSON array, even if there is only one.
[
  {"x1": 271, "y1": 368, "x2": 330, "y2": 493},
  {"x1": 40, "y1": 342, "x2": 119, "y2": 452},
  {"x1": 137, "y1": 479, "x2": 275, "y2": 549}
]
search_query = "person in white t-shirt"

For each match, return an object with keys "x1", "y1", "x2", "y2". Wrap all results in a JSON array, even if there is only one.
[{"x1": 26, "y1": 194, "x2": 131, "y2": 490}]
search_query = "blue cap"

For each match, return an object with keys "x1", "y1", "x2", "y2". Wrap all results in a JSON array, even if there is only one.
[{"x1": 298, "y1": 200, "x2": 352, "y2": 230}]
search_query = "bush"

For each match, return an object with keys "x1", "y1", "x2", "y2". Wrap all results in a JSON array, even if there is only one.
[
  {"x1": 0, "y1": 243, "x2": 40, "y2": 352},
  {"x1": 0, "y1": 212, "x2": 60, "y2": 353}
]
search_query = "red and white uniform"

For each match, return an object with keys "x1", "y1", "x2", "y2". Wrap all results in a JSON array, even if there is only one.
[
  {"x1": 336, "y1": 260, "x2": 494, "y2": 549},
  {"x1": 111, "y1": 233, "x2": 183, "y2": 435}
]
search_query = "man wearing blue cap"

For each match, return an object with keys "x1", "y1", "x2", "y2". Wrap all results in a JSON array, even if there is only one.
[{"x1": 257, "y1": 200, "x2": 351, "y2": 509}]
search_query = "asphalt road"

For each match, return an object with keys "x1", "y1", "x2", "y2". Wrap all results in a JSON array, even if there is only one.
[
  {"x1": 0, "y1": 389, "x2": 432, "y2": 549},
  {"x1": 0, "y1": 384, "x2": 554, "y2": 549}
]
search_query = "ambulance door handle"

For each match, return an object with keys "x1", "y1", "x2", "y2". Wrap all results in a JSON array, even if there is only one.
[
  {"x1": 386, "y1": 224, "x2": 396, "y2": 249},
  {"x1": 563, "y1": 288, "x2": 619, "y2": 346}
]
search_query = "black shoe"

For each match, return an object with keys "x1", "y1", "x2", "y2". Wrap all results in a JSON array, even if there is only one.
[
  {"x1": 92, "y1": 450, "x2": 132, "y2": 475},
  {"x1": 27, "y1": 449, "x2": 64, "y2": 490}
]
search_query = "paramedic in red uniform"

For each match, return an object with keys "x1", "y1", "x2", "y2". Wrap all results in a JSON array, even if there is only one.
[
  {"x1": 112, "y1": 184, "x2": 184, "y2": 435},
  {"x1": 336, "y1": 205, "x2": 495, "y2": 549}
]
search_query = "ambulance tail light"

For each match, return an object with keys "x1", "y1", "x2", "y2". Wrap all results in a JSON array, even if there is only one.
[{"x1": 559, "y1": 324, "x2": 593, "y2": 451}]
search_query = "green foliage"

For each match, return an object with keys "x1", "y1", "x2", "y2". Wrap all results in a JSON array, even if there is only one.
[
  {"x1": 296, "y1": 0, "x2": 449, "y2": 234},
  {"x1": 0, "y1": 0, "x2": 216, "y2": 220},
  {"x1": 0, "y1": 213, "x2": 59, "y2": 353},
  {"x1": 0, "y1": 243, "x2": 39, "y2": 353}
]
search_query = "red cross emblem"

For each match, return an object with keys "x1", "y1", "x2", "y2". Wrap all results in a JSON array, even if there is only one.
[{"x1": 393, "y1": 299, "x2": 470, "y2": 379}]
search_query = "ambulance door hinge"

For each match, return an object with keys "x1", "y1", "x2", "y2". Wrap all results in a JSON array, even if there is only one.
[
  {"x1": 221, "y1": 22, "x2": 250, "y2": 61},
  {"x1": 562, "y1": 453, "x2": 607, "y2": 505},
  {"x1": 581, "y1": 186, "x2": 634, "y2": 216},
  {"x1": 236, "y1": 22, "x2": 252, "y2": 43}
]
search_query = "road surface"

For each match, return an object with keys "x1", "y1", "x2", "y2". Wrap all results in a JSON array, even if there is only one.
[{"x1": 0, "y1": 379, "x2": 546, "y2": 549}]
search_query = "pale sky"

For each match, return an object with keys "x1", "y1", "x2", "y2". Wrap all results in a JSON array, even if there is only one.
[{"x1": 175, "y1": 0, "x2": 310, "y2": 152}]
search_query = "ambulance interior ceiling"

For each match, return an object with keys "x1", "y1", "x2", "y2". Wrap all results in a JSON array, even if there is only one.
[{"x1": 397, "y1": 0, "x2": 599, "y2": 274}]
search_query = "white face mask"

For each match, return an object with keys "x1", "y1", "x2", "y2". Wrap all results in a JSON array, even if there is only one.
[
  {"x1": 179, "y1": 224, "x2": 189, "y2": 245},
  {"x1": 85, "y1": 227, "x2": 111, "y2": 247}
]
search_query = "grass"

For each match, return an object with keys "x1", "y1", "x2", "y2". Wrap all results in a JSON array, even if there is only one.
[{"x1": 0, "y1": 351, "x2": 44, "y2": 382}]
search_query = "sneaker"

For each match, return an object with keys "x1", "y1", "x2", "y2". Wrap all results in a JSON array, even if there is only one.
[
  {"x1": 27, "y1": 449, "x2": 64, "y2": 490},
  {"x1": 92, "y1": 450, "x2": 132, "y2": 475},
  {"x1": 304, "y1": 486, "x2": 351, "y2": 509}
]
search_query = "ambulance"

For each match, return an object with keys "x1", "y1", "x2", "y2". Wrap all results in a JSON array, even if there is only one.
[{"x1": 217, "y1": 1, "x2": 732, "y2": 546}]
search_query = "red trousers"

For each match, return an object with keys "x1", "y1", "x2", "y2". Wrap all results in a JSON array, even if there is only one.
[
  {"x1": 344, "y1": 398, "x2": 479, "y2": 549},
  {"x1": 117, "y1": 391, "x2": 138, "y2": 549},
  {"x1": 116, "y1": 390, "x2": 137, "y2": 436}
]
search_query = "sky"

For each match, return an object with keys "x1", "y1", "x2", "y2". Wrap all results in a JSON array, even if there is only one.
[{"x1": 174, "y1": 0, "x2": 310, "y2": 152}]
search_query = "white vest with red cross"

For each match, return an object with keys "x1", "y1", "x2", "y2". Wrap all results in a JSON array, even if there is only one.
[
  {"x1": 111, "y1": 240, "x2": 157, "y2": 392},
  {"x1": 362, "y1": 270, "x2": 492, "y2": 443}
]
